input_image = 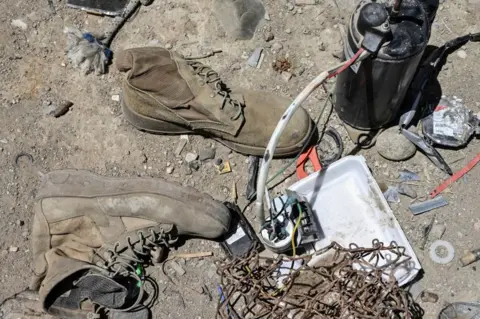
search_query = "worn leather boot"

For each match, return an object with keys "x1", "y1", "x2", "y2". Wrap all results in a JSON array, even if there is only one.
[
  {"x1": 29, "y1": 169, "x2": 231, "y2": 318},
  {"x1": 116, "y1": 47, "x2": 314, "y2": 157}
]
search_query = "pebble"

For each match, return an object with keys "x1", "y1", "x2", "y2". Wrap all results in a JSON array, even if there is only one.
[
  {"x1": 281, "y1": 71, "x2": 293, "y2": 82},
  {"x1": 287, "y1": 3, "x2": 294, "y2": 10},
  {"x1": 9, "y1": 246, "x2": 19, "y2": 253},
  {"x1": 170, "y1": 260, "x2": 186, "y2": 276},
  {"x1": 11, "y1": 19, "x2": 28, "y2": 30},
  {"x1": 297, "y1": 8, "x2": 303, "y2": 14},
  {"x1": 185, "y1": 152, "x2": 199, "y2": 163},
  {"x1": 457, "y1": 50, "x2": 467, "y2": 59},
  {"x1": 22, "y1": 231, "x2": 29, "y2": 238},
  {"x1": 165, "y1": 43, "x2": 173, "y2": 50},
  {"x1": 285, "y1": 28, "x2": 292, "y2": 34},
  {"x1": 230, "y1": 63, "x2": 242, "y2": 71},
  {"x1": 166, "y1": 162, "x2": 171, "y2": 167},
  {"x1": 166, "y1": 167, "x2": 174, "y2": 174},
  {"x1": 16, "y1": 220, "x2": 24, "y2": 226},
  {"x1": 111, "y1": 94, "x2": 120, "y2": 102},
  {"x1": 199, "y1": 148, "x2": 216, "y2": 161},
  {"x1": 264, "y1": 32, "x2": 275, "y2": 42},
  {"x1": 319, "y1": 42, "x2": 326, "y2": 51},
  {"x1": 271, "y1": 42, "x2": 283, "y2": 53},
  {"x1": 188, "y1": 160, "x2": 201, "y2": 171}
]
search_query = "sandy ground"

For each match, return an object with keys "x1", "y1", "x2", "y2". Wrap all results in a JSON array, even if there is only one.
[{"x1": 1, "y1": 0, "x2": 480, "y2": 318}]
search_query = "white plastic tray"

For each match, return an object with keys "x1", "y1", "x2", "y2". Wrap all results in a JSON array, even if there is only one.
[{"x1": 289, "y1": 155, "x2": 421, "y2": 285}]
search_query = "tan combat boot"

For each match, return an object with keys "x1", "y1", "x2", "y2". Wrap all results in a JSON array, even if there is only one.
[
  {"x1": 116, "y1": 47, "x2": 314, "y2": 157},
  {"x1": 28, "y1": 169, "x2": 231, "y2": 318}
]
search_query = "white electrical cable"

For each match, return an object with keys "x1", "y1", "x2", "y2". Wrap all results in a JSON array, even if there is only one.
[{"x1": 254, "y1": 51, "x2": 371, "y2": 224}]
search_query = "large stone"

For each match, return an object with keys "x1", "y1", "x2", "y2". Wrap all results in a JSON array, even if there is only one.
[
  {"x1": 213, "y1": 0, "x2": 265, "y2": 40},
  {"x1": 376, "y1": 126, "x2": 416, "y2": 161}
]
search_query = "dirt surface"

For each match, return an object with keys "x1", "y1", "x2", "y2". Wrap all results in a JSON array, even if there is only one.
[{"x1": 1, "y1": 0, "x2": 480, "y2": 318}]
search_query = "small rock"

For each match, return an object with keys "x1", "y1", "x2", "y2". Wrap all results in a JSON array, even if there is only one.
[
  {"x1": 420, "y1": 291, "x2": 439, "y2": 303},
  {"x1": 165, "y1": 43, "x2": 173, "y2": 50},
  {"x1": 199, "y1": 148, "x2": 216, "y2": 161},
  {"x1": 428, "y1": 224, "x2": 446, "y2": 241},
  {"x1": 457, "y1": 50, "x2": 467, "y2": 59},
  {"x1": 188, "y1": 160, "x2": 201, "y2": 171},
  {"x1": 264, "y1": 11, "x2": 271, "y2": 20},
  {"x1": 22, "y1": 231, "x2": 29, "y2": 238},
  {"x1": 297, "y1": 8, "x2": 303, "y2": 14},
  {"x1": 285, "y1": 28, "x2": 292, "y2": 34},
  {"x1": 61, "y1": 62, "x2": 66, "y2": 67},
  {"x1": 9, "y1": 246, "x2": 19, "y2": 253},
  {"x1": 271, "y1": 42, "x2": 283, "y2": 53},
  {"x1": 166, "y1": 167, "x2": 174, "y2": 174},
  {"x1": 230, "y1": 63, "x2": 242, "y2": 71},
  {"x1": 170, "y1": 260, "x2": 186, "y2": 276},
  {"x1": 111, "y1": 94, "x2": 120, "y2": 102},
  {"x1": 287, "y1": 3, "x2": 295, "y2": 10},
  {"x1": 281, "y1": 71, "x2": 293, "y2": 82},
  {"x1": 264, "y1": 32, "x2": 274, "y2": 42},
  {"x1": 175, "y1": 139, "x2": 188, "y2": 156},
  {"x1": 166, "y1": 162, "x2": 171, "y2": 167},
  {"x1": 11, "y1": 19, "x2": 28, "y2": 30},
  {"x1": 319, "y1": 42, "x2": 326, "y2": 51},
  {"x1": 16, "y1": 220, "x2": 24, "y2": 226},
  {"x1": 397, "y1": 184, "x2": 417, "y2": 199},
  {"x1": 185, "y1": 152, "x2": 199, "y2": 163}
]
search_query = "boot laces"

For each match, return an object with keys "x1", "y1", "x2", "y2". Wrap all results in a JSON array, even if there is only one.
[
  {"x1": 187, "y1": 61, "x2": 244, "y2": 121},
  {"x1": 94, "y1": 228, "x2": 178, "y2": 314}
]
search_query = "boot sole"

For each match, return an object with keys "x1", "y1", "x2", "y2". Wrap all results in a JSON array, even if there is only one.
[{"x1": 122, "y1": 100, "x2": 313, "y2": 158}]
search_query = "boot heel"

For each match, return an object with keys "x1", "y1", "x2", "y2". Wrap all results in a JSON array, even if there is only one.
[{"x1": 122, "y1": 100, "x2": 192, "y2": 134}]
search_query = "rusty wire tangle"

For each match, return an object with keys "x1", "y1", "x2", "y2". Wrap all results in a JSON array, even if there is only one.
[{"x1": 216, "y1": 240, "x2": 422, "y2": 319}]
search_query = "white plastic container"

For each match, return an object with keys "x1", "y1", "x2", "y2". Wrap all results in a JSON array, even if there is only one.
[{"x1": 288, "y1": 155, "x2": 421, "y2": 286}]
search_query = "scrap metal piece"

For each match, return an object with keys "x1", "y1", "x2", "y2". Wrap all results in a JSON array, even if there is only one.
[
  {"x1": 215, "y1": 160, "x2": 231, "y2": 174},
  {"x1": 429, "y1": 240, "x2": 455, "y2": 265},
  {"x1": 247, "y1": 48, "x2": 263, "y2": 68},
  {"x1": 409, "y1": 196, "x2": 448, "y2": 215},
  {"x1": 401, "y1": 129, "x2": 452, "y2": 175},
  {"x1": 246, "y1": 156, "x2": 259, "y2": 200},
  {"x1": 460, "y1": 249, "x2": 480, "y2": 267}
]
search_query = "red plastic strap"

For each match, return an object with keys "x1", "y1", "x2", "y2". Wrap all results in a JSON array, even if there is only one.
[
  {"x1": 430, "y1": 152, "x2": 480, "y2": 198},
  {"x1": 296, "y1": 146, "x2": 322, "y2": 180}
]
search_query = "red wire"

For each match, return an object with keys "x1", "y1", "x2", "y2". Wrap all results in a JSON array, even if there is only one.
[{"x1": 327, "y1": 48, "x2": 365, "y2": 79}]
